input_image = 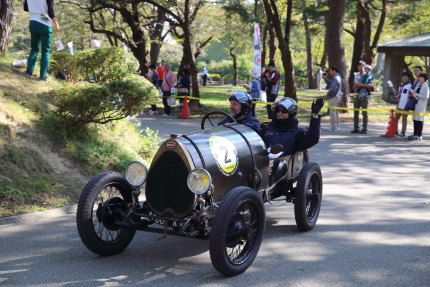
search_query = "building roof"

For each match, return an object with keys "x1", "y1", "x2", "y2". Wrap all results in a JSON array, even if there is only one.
[{"x1": 378, "y1": 32, "x2": 430, "y2": 55}]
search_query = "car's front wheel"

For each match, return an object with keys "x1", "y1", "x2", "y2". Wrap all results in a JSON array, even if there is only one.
[
  {"x1": 209, "y1": 187, "x2": 265, "y2": 276},
  {"x1": 294, "y1": 162, "x2": 323, "y2": 231},
  {"x1": 76, "y1": 172, "x2": 136, "y2": 256}
]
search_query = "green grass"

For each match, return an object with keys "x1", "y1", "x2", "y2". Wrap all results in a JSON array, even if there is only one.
[{"x1": 0, "y1": 53, "x2": 160, "y2": 217}]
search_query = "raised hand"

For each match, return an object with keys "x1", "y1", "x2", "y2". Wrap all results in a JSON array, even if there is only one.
[{"x1": 311, "y1": 98, "x2": 324, "y2": 115}]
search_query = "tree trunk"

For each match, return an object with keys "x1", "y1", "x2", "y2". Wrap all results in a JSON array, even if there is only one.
[
  {"x1": 0, "y1": 0, "x2": 14, "y2": 53},
  {"x1": 261, "y1": 23, "x2": 268, "y2": 68},
  {"x1": 262, "y1": 0, "x2": 296, "y2": 100},
  {"x1": 367, "y1": 0, "x2": 388, "y2": 64},
  {"x1": 229, "y1": 47, "x2": 238, "y2": 85},
  {"x1": 302, "y1": 0, "x2": 315, "y2": 89},
  {"x1": 182, "y1": 0, "x2": 200, "y2": 104},
  {"x1": 149, "y1": 9, "x2": 166, "y2": 65},
  {"x1": 325, "y1": 0, "x2": 349, "y2": 107},
  {"x1": 268, "y1": 26, "x2": 276, "y2": 63},
  {"x1": 348, "y1": 0, "x2": 366, "y2": 93}
]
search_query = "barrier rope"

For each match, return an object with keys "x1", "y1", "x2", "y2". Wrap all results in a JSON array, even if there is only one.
[{"x1": 171, "y1": 95, "x2": 430, "y2": 117}]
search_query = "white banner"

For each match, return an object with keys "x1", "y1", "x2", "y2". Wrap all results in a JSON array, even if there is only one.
[
  {"x1": 67, "y1": 41, "x2": 74, "y2": 55},
  {"x1": 251, "y1": 23, "x2": 261, "y2": 77},
  {"x1": 55, "y1": 40, "x2": 65, "y2": 51}
]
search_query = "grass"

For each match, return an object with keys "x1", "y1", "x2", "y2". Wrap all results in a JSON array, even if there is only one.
[{"x1": 0, "y1": 54, "x2": 160, "y2": 217}]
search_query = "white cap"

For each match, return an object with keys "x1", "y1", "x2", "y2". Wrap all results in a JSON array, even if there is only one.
[{"x1": 364, "y1": 64, "x2": 372, "y2": 70}]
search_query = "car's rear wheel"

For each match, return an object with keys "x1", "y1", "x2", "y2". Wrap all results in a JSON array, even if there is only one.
[
  {"x1": 76, "y1": 172, "x2": 136, "y2": 256},
  {"x1": 294, "y1": 162, "x2": 323, "y2": 231},
  {"x1": 209, "y1": 187, "x2": 265, "y2": 276}
]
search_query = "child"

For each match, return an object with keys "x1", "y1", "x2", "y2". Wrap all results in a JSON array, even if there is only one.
[{"x1": 393, "y1": 71, "x2": 412, "y2": 137}]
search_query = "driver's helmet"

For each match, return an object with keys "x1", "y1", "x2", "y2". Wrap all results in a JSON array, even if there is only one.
[
  {"x1": 272, "y1": 97, "x2": 298, "y2": 117},
  {"x1": 229, "y1": 90, "x2": 252, "y2": 116}
]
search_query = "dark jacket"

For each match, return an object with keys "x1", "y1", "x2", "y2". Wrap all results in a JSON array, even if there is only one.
[
  {"x1": 261, "y1": 116, "x2": 321, "y2": 155},
  {"x1": 219, "y1": 113, "x2": 261, "y2": 133}
]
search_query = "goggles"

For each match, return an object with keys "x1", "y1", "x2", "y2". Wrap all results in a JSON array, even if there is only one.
[{"x1": 275, "y1": 107, "x2": 289, "y2": 114}]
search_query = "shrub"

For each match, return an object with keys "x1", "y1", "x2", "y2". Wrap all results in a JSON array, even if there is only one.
[
  {"x1": 49, "y1": 51, "x2": 78, "y2": 77},
  {"x1": 55, "y1": 78, "x2": 158, "y2": 127},
  {"x1": 76, "y1": 47, "x2": 138, "y2": 83}
]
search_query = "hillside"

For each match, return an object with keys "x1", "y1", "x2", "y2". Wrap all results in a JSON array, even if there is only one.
[{"x1": 0, "y1": 54, "x2": 159, "y2": 217}]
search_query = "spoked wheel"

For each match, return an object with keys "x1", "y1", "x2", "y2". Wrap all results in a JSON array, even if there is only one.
[
  {"x1": 209, "y1": 187, "x2": 265, "y2": 276},
  {"x1": 294, "y1": 162, "x2": 323, "y2": 231},
  {"x1": 76, "y1": 172, "x2": 136, "y2": 256},
  {"x1": 201, "y1": 110, "x2": 236, "y2": 130}
]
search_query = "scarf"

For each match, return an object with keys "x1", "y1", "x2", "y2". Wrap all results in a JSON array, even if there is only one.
[{"x1": 273, "y1": 117, "x2": 299, "y2": 132}]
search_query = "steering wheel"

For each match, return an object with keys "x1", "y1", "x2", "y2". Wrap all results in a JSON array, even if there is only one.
[{"x1": 201, "y1": 110, "x2": 237, "y2": 130}]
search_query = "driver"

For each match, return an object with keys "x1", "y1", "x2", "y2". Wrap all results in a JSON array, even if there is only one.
[
  {"x1": 218, "y1": 90, "x2": 260, "y2": 132},
  {"x1": 261, "y1": 97, "x2": 324, "y2": 155}
]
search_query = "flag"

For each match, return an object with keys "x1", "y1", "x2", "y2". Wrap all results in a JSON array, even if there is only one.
[
  {"x1": 55, "y1": 40, "x2": 65, "y2": 51},
  {"x1": 251, "y1": 23, "x2": 261, "y2": 77},
  {"x1": 67, "y1": 42, "x2": 74, "y2": 55}
]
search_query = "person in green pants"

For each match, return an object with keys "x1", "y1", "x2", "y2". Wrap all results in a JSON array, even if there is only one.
[{"x1": 23, "y1": 0, "x2": 60, "y2": 81}]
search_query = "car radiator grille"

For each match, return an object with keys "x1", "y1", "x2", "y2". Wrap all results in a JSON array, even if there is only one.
[{"x1": 146, "y1": 151, "x2": 194, "y2": 218}]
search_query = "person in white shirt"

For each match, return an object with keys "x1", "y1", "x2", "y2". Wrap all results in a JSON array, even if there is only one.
[
  {"x1": 201, "y1": 66, "x2": 208, "y2": 86},
  {"x1": 409, "y1": 73, "x2": 429, "y2": 141},
  {"x1": 23, "y1": 0, "x2": 60, "y2": 81},
  {"x1": 393, "y1": 71, "x2": 413, "y2": 137}
]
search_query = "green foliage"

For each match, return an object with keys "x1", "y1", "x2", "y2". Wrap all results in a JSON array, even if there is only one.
[
  {"x1": 49, "y1": 47, "x2": 138, "y2": 83},
  {"x1": 76, "y1": 47, "x2": 138, "y2": 83},
  {"x1": 64, "y1": 121, "x2": 160, "y2": 174},
  {"x1": 54, "y1": 77, "x2": 157, "y2": 127},
  {"x1": 49, "y1": 51, "x2": 78, "y2": 76}
]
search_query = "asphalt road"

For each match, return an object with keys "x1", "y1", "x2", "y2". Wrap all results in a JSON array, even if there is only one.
[{"x1": 1, "y1": 116, "x2": 429, "y2": 287}]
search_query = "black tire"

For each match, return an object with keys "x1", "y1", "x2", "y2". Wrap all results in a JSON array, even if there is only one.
[
  {"x1": 76, "y1": 172, "x2": 136, "y2": 256},
  {"x1": 294, "y1": 162, "x2": 323, "y2": 231},
  {"x1": 209, "y1": 187, "x2": 265, "y2": 276}
]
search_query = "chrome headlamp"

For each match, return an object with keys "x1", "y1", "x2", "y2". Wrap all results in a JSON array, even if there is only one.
[
  {"x1": 125, "y1": 161, "x2": 148, "y2": 187},
  {"x1": 187, "y1": 168, "x2": 212, "y2": 195}
]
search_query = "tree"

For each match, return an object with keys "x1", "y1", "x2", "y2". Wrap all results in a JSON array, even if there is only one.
[
  {"x1": 325, "y1": 0, "x2": 349, "y2": 107},
  {"x1": 302, "y1": 0, "x2": 315, "y2": 89},
  {"x1": 262, "y1": 0, "x2": 296, "y2": 100},
  {"x1": 0, "y1": 0, "x2": 14, "y2": 53},
  {"x1": 345, "y1": 0, "x2": 389, "y2": 92}
]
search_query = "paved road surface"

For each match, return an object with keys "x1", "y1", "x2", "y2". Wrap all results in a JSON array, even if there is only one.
[{"x1": 1, "y1": 117, "x2": 429, "y2": 287}]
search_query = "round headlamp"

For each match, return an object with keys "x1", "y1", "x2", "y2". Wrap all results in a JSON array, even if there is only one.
[
  {"x1": 125, "y1": 161, "x2": 148, "y2": 187},
  {"x1": 187, "y1": 168, "x2": 212, "y2": 195}
]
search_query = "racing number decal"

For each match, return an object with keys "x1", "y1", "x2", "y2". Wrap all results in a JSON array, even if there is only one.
[{"x1": 209, "y1": 136, "x2": 238, "y2": 176}]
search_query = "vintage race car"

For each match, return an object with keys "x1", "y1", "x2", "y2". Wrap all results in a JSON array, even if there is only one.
[{"x1": 76, "y1": 111, "x2": 323, "y2": 276}]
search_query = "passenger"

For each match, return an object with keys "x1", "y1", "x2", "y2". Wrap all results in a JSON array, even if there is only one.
[
  {"x1": 261, "y1": 97, "x2": 324, "y2": 155},
  {"x1": 218, "y1": 90, "x2": 261, "y2": 132}
]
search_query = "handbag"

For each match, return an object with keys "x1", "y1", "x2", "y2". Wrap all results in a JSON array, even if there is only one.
[
  {"x1": 404, "y1": 97, "x2": 417, "y2": 111},
  {"x1": 167, "y1": 96, "x2": 176, "y2": 106}
]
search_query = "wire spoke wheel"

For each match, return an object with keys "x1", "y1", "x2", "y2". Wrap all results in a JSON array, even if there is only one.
[
  {"x1": 210, "y1": 187, "x2": 265, "y2": 276},
  {"x1": 77, "y1": 172, "x2": 136, "y2": 256},
  {"x1": 294, "y1": 163, "x2": 323, "y2": 231},
  {"x1": 225, "y1": 201, "x2": 259, "y2": 265}
]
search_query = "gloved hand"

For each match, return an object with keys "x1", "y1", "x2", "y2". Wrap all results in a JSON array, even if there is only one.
[{"x1": 311, "y1": 98, "x2": 324, "y2": 115}]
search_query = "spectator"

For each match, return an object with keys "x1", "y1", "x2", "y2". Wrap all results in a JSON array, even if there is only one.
[
  {"x1": 316, "y1": 68, "x2": 323, "y2": 91},
  {"x1": 161, "y1": 63, "x2": 176, "y2": 117},
  {"x1": 411, "y1": 66, "x2": 423, "y2": 90},
  {"x1": 157, "y1": 60, "x2": 166, "y2": 87},
  {"x1": 146, "y1": 64, "x2": 159, "y2": 115},
  {"x1": 177, "y1": 68, "x2": 190, "y2": 107},
  {"x1": 324, "y1": 66, "x2": 342, "y2": 132},
  {"x1": 201, "y1": 66, "x2": 208, "y2": 86},
  {"x1": 23, "y1": 0, "x2": 60, "y2": 81},
  {"x1": 351, "y1": 63, "x2": 374, "y2": 134},
  {"x1": 248, "y1": 72, "x2": 261, "y2": 116},
  {"x1": 393, "y1": 71, "x2": 413, "y2": 137},
  {"x1": 409, "y1": 73, "x2": 429, "y2": 141},
  {"x1": 262, "y1": 62, "x2": 280, "y2": 119}
]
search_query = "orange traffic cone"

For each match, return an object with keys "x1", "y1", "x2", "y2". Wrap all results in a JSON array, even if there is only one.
[
  {"x1": 178, "y1": 96, "x2": 192, "y2": 119},
  {"x1": 380, "y1": 109, "x2": 398, "y2": 138}
]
